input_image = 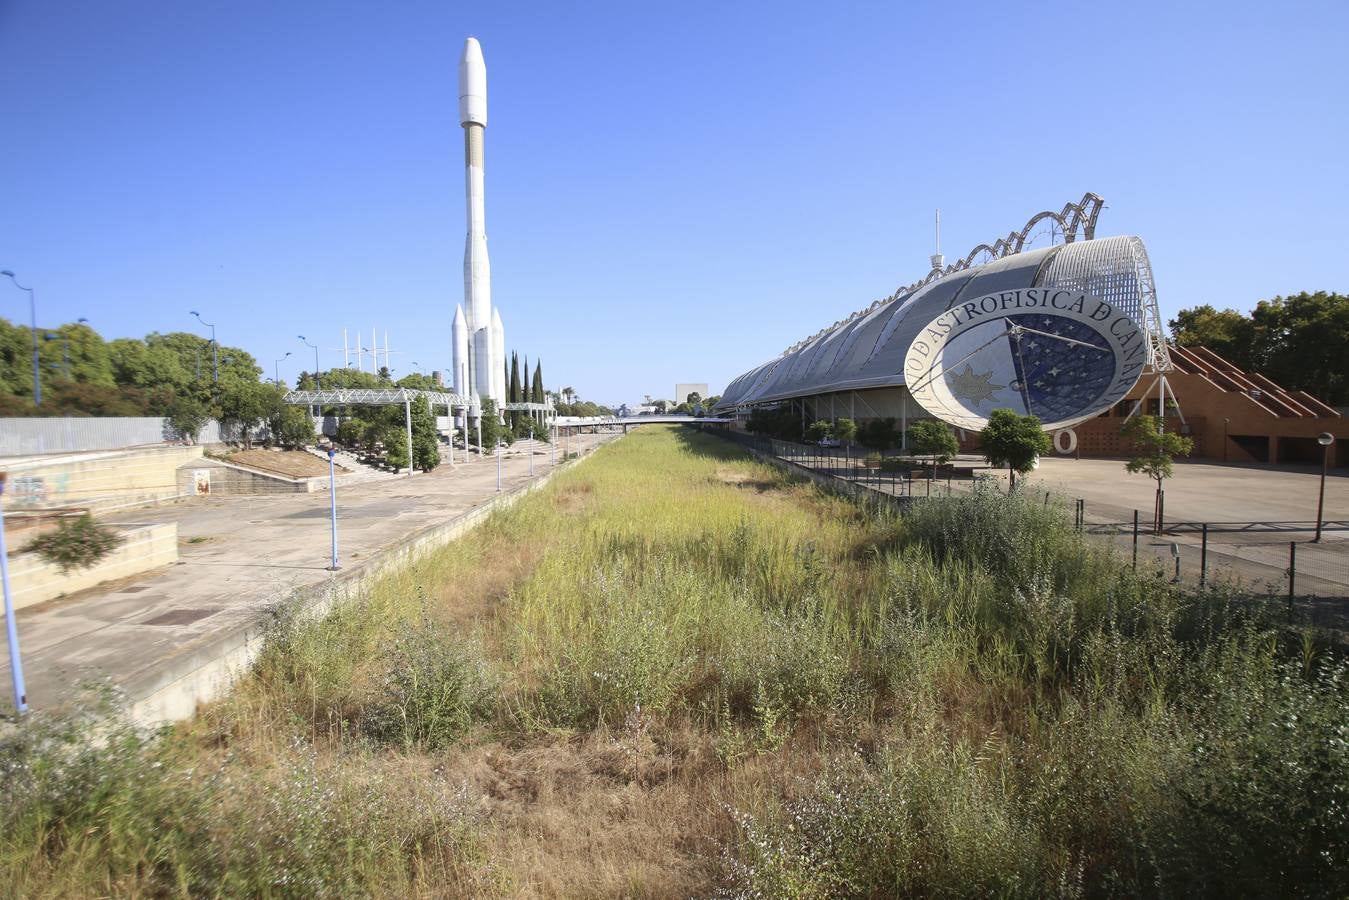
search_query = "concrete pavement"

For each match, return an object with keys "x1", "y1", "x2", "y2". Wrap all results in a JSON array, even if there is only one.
[{"x1": 1, "y1": 433, "x2": 615, "y2": 719}]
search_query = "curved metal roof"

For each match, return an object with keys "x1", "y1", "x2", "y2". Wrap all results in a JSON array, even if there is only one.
[{"x1": 718, "y1": 235, "x2": 1155, "y2": 409}]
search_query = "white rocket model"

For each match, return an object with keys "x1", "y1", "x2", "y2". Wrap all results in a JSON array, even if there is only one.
[
  {"x1": 491, "y1": 307, "x2": 505, "y2": 402},
  {"x1": 452, "y1": 36, "x2": 505, "y2": 410},
  {"x1": 452, "y1": 305, "x2": 469, "y2": 396}
]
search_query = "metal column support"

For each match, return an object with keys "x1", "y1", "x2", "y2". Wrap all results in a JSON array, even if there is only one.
[
  {"x1": 900, "y1": 390, "x2": 908, "y2": 452},
  {"x1": 405, "y1": 400, "x2": 414, "y2": 476}
]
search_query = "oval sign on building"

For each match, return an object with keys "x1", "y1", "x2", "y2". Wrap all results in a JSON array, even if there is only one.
[{"x1": 903, "y1": 288, "x2": 1147, "y2": 431}]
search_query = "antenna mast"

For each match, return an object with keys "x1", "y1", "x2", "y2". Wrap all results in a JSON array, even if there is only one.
[{"x1": 929, "y1": 209, "x2": 945, "y2": 271}]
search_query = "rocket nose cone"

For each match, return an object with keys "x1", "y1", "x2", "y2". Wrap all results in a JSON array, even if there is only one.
[{"x1": 459, "y1": 37, "x2": 487, "y2": 126}]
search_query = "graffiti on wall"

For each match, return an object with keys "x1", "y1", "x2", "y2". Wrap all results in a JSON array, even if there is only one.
[{"x1": 7, "y1": 473, "x2": 71, "y2": 507}]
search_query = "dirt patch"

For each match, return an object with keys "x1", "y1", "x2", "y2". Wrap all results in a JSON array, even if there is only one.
[
  {"x1": 225, "y1": 449, "x2": 346, "y2": 479},
  {"x1": 715, "y1": 468, "x2": 778, "y2": 493},
  {"x1": 450, "y1": 726, "x2": 735, "y2": 897},
  {"x1": 553, "y1": 482, "x2": 594, "y2": 516}
]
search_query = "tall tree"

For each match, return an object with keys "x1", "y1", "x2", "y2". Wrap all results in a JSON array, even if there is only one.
[
  {"x1": 508, "y1": 351, "x2": 521, "y2": 428},
  {"x1": 1170, "y1": 292, "x2": 1349, "y2": 403},
  {"x1": 531, "y1": 359, "x2": 544, "y2": 403},
  {"x1": 409, "y1": 394, "x2": 440, "y2": 472},
  {"x1": 1169, "y1": 305, "x2": 1256, "y2": 370},
  {"x1": 1252, "y1": 291, "x2": 1349, "y2": 405}
]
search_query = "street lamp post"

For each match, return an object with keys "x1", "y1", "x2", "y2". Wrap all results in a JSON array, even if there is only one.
[
  {"x1": 496, "y1": 438, "x2": 502, "y2": 491},
  {"x1": 1, "y1": 270, "x2": 41, "y2": 407},
  {"x1": 274, "y1": 352, "x2": 292, "y2": 386},
  {"x1": 298, "y1": 335, "x2": 320, "y2": 389},
  {"x1": 0, "y1": 473, "x2": 28, "y2": 714},
  {"x1": 326, "y1": 447, "x2": 340, "y2": 570},
  {"x1": 190, "y1": 311, "x2": 218, "y2": 382},
  {"x1": 1313, "y1": 433, "x2": 1335, "y2": 543}
]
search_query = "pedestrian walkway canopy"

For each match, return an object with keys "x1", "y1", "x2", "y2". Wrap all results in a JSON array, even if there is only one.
[
  {"x1": 284, "y1": 388, "x2": 471, "y2": 408},
  {"x1": 283, "y1": 389, "x2": 554, "y2": 415}
]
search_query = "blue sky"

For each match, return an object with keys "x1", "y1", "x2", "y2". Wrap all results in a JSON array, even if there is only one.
[{"x1": 2, "y1": 1, "x2": 1345, "y2": 405}]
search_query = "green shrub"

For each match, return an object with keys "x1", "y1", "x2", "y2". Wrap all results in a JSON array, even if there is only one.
[
  {"x1": 360, "y1": 616, "x2": 496, "y2": 750},
  {"x1": 24, "y1": 514, "x2": 123, "y2": 573}
]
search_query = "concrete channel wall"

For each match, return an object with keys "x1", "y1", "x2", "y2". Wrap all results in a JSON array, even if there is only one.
[
  {"x1": 9, "y1": 523, "x2": 179, "y2": 611},
  {"x1": 3, "y1": 445, "x2": 205, "y2": 511},
  {"x1": 176, "y1": 458, "x2": 323, "y2": 496},
  {"x1": 126, "y1": 440, "x2": 610, "y2": 727}
]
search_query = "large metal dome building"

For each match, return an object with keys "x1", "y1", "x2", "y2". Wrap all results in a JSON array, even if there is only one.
[{"x1": 715, "y1": 194, "x2": 1169, "y2": 438}]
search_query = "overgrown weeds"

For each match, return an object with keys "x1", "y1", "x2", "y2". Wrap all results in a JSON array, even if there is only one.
[{"x1": 3, "y1": 426, "x2": 1345, "y2": 897}]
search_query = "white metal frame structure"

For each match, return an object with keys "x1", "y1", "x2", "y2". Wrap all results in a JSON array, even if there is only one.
[{"x1": 283, "y1": 389, "x2": 555, "y2": 474}]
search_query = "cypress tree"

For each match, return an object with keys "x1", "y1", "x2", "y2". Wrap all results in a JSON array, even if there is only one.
[
  {"x1": 531, "y1": 359, "x2": 544, "y2": 403},
  {"x1": 508, "y1": 352, "x2": 521, "y2": 427}
]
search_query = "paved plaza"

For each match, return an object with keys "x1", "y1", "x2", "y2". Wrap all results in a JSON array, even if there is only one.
[{"x1": 1, "y1": 433, "x2": 614, "y2": 717}]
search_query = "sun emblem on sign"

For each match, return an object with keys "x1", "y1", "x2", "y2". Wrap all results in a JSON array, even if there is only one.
[{"x1": 946, "y1": 364, "x2": 1005, "y2": 406}]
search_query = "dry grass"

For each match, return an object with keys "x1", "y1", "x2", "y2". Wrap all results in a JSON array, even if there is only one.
[
  {"x1": 4, "y1": 426, "x2": 1346, "y2": 897},
  {"x1": 225, "y1": 448, "x2": 343, "y2": 478}
]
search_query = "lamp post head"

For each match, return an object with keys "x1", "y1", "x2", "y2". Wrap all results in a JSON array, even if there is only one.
[
  {"x1": 78, "y1": 317, "x2": 88, "y2": 324},
  {"x1": 327, "y1": 447, "x2": 337, "y2": 460},
  {"x1": 1318, "y1": 433, "x2": 1335, "y2": 447},
  {"x1": 0, "y1": 270, "x2": 13, "y2": 277}
]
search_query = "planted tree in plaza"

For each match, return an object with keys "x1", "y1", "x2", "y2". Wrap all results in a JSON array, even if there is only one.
[
  {"x1": 910, "y1": 418, "x2": 960, "y2": 480},
  {"x1": 409, "y1": 394, "x2": 440, "y2": 472},
  {"x1": 805, "y1": 420, "x2": 833, "y2": 443},
  {"x1": 980, "y1": 409, "x2": 1050, "y2": 491},
  {"x1": 477, "y1": 397, "x2": 502, "y2": 450},
  {"x1": 382, "y1": 422, "x2": 410, "y2": 471},
  {"x1": 1124, "y1": 414, "x2": 1194, "y2": 534},
  {"x1": 834, "y1": 417, "x2": 858, "y2": 448}
]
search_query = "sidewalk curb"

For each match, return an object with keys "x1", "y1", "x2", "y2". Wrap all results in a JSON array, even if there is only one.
[{"x1": 124, "y1": 439, "x2": 611, "y2": 727}]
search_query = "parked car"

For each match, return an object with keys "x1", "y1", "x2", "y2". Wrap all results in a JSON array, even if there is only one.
[{"x1": 817, "y1": 437, "x2": 842, "y2": 448}]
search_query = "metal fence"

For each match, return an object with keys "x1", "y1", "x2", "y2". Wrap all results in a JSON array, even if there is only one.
[
  {"x1": 708, "y1": 427, "x2": 1349, "y2": 626},
  {"x1": 0, "y1": 417, "x2": 258, "y2": 456}
]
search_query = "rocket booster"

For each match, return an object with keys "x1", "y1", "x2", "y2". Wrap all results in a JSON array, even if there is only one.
[
  {"x1": 459, "y1": 36, "x2": 496, "y2": 404},
  {"x1": 452, "y1": 305, "x2": 469, "y2": 397}
]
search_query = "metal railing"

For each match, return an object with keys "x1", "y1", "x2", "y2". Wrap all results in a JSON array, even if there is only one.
[{"x1": 709, "y1": 427, "x2": 1349, "y2": 628}]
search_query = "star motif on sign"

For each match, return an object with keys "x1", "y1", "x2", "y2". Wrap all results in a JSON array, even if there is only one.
[
  {"x1": 947, "y1": 364, "x2": 1006, "y2": 406},
  {"x1": 1049, "y1": 366, "x2": 1061, "y2": 377}
]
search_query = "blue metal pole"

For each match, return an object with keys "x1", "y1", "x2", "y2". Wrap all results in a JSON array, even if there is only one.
[
  {"x1": 496, "y1": 440, "x2": 502, "y2": 491},
  {"x1": 0, "y1": 476, "x2": 29, "y2": 714},
  {"x1": 326, "y1": 448, "x2": 340, "y2": 571}
]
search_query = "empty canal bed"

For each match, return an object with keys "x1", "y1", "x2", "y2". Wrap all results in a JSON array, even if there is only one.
[{"x1": 4, "y1": 425, "x2": 1346, "y2": 897}]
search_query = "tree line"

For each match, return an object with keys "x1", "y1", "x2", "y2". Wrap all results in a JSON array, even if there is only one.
[{"x1": 1169, "y1": 291, "x2": 1348, "y2": 404}]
